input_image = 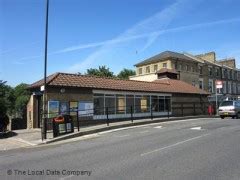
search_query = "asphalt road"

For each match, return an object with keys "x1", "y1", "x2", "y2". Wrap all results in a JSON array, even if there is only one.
[{"x1": 1, "y1": 117, "x2": 240, "y2": 180}]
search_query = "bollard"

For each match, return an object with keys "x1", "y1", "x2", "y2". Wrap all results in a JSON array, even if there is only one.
[{"x1": 167, "y1": 106, "x2": 170, "y2": 119}]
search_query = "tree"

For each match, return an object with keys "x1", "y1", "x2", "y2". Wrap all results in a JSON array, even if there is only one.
[
  {"x1": 85, "y1": 66, "x2": 114, "y2": 78},
  {"x1": 0, "y1": 80, "x2": 14, "y2": 116},
  {"x1": 117, "y1": 68, "x2": 136, "y2": 79},
  {"x1": 13, "y1": 83, "x2": 31, "y2": 118}
]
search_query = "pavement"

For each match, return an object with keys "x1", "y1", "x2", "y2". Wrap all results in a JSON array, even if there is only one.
[
  {"x1": 0, "y1": 117, "x2": 240, "y2": 180},
  {"x1": 0, "y1": 115, "x2": 213, "y2": 151}
]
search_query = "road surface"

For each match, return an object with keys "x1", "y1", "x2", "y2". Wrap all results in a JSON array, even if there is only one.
[{"x1": 1, "y1": 117, "x2": 240, "y2": 180}]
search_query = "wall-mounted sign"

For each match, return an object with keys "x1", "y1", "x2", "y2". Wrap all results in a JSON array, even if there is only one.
[{"x1": 216, "y1": 80, "x2": 223, "y2": 89}]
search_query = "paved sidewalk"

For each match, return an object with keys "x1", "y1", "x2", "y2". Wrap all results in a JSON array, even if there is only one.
[{"x1": 0, "y1": 115, "x2": 215, "y2": 151}]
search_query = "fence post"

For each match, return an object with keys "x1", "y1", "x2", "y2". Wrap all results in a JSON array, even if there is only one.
[
  {"x1": 52, "y1": 118, "x2": 55, "y2": 138},
  {"x1": 203, "y1": 103, "x2": 206, "y2": 115},
  {"x1": 181, "y1": 103, "x2": 183, "y2": 116},
  {"x1": 167, "y1": 106, "x2": 170, "y2": 119},
  {"x1": 77, "y1": 110, "x2": 80, "y2": 132},
  {"x1": 44, "y1": 117, "x2": 47, "y2": 139},
  {"x1": 193, "y1": 103, "x2": 196, "y2": 116},
  {"x1": 150, "y1": 104, "x2": 153, "y2": 120},
  {"x1": 106, "y1": 107, "x2": 109, "y2": 126},
  {"x1": 131, "y1": 106, "x2": 133, "y2": 123}
]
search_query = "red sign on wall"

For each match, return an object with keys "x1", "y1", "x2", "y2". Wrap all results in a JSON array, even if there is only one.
[{"x1": 215, "y1": 80, "x2": 223, "y2": 89}]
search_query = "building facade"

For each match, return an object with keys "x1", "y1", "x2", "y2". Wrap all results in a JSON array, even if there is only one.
[
  {"x1": 27, "y1": 72, "x2": 209, "y2": 129},
  {"x1": 130, "y1": 51, "x2": 240, "y2": 101}
]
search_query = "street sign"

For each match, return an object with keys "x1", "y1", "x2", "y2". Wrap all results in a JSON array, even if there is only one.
[{"x1": 216, "y1": 80, "x2": 222, "y2": 89}]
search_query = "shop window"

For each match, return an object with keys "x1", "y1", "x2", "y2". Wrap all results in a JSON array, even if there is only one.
[
  {"x1": 116, "y1": 95, "x2": 125, "y2": 114},
  {"x1": 158, "y1": 97, "x2": 165, "y2": 112},
  {"x1": 135, "y1": 95, "x2": 142, "y2": 113},
  {"x1": 165, "y1": 97, "x2": 171, "y2": 111},
  {"x1": 93, "y1": 94, "x2": 104, "y2": 115},
  {"x1": 141, "y1": 96, "x2": 150, "y2": 112},
  {"x1": 151, "y1": 96, "x2": 159, "y2": 112},
  {"x1": 126, "y1": 95, "x2": 134, "y2": 113},
  {"x1": 105, "y1": 94, "x2": 116, "y2": 114}
]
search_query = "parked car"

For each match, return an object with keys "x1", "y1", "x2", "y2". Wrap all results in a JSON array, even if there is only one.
[{"x1": 218, "y1": 100, "x2": 240, "y2": 119}]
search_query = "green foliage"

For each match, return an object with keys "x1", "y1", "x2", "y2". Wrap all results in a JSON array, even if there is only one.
[
  {"x1": 117, "y1": 68, "x2": 136, "y2": 79},
  {"x1": 0, "y1": 81, "x2": 14, "y2": 115},
  {"x1": 13, "y1": 83, "x2": 31, "y2": 117},
  {"x1": 0, "y1": 81, "x2": 30, "y2": 118},
  {"x1": 85, "y1": 66, "x2": 114, "y2": 77}
]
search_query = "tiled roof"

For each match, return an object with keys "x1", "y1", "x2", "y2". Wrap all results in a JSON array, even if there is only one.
[
  {"x1": 134, "y1": 51, "x2": 197, "y2": 66},
  {"x1": 29, "y1": 72, "x2": 209, "y2": 95}
]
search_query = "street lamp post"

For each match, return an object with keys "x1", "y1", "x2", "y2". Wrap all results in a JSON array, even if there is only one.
[{"x1": 42, "y1": 0, "x2": 49, "y2": 140}]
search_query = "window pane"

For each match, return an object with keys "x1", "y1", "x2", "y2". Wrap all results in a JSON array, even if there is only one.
[
  {"x1": 126, "y1": 95, "x2": 134, "y2": 113},
  {"x1": 151, "y1": 96, "x2": 159, "y2": 112},
  {"x1": 159, "y1": 97, "x2": 165, "y2": 112},
  {"x1": 105, "y1": 96, "x2": 116, "y2": 114},
  {"x1": 135, "y1": 96, "x2": 141, "y2": 113},
  {"x1": 94, "y1": 96, "x2": 104, "y2": 115},
  {"x1": 116, "y1": 95, "x2": 125, "y2": 114},
  {"x1": 141, "y1": 96, "x2": 150, "y2": 112},
  {"x1": 165, "y1": 97, "x2": 171, "y2": 111}
]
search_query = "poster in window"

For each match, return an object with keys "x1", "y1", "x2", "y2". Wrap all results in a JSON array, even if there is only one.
[
  {"x1": 60, "y1": 102, "x2": 69, "y2": 115},
  {"x1": 78, "y1": 101, "x2": 93, "y2": 116},
  {"x1": 48, "y1": 101, "x2": 59, "y2": 118},
  {"x1": 70, "y1": 102, "x2": 78, "y2": 115}
]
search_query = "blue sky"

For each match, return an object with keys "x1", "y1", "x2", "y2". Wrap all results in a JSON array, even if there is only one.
[{"x1": 1, "y1": 0, "x2": 240, "y2": 86}]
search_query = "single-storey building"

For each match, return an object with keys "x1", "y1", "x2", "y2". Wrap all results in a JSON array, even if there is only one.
[{"x1": 27, "y1": 70, "x2": 209, "y2": 129}]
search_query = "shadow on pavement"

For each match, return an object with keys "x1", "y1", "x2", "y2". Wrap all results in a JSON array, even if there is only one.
[{"x1": 0, "y1": 131, "x2": 18, "y2": 139}]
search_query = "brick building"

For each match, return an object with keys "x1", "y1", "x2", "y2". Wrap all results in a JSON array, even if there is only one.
[
  {"x1": 27, "y1": 72, "x2": 208, "y2": 129},
  {"x1": 130, "y1": 51, "x2": 240, "y2": 101}
]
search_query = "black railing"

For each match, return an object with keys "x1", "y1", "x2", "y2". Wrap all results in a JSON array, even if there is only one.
[{"x1": 41, "y1": 102, "x2": 209, "y2": 140}]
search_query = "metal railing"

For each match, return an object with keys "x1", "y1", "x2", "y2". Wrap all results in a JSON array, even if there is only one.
[{"x1": 41, "y1": 102, "x2": 209, "y2": 140}]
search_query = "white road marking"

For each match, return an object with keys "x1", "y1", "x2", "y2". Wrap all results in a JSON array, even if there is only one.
[
  {"x1": 190, "y1": 127, "x2": 202, "y2": 130},
  {"x1": 98, "y1": 124, "x2": 152, "y2": 135},
  {"x1": 49, "y1": 134, "x2": 100, "y2": 145},
  {"x1": 154, "y1": 126, "x2": 162, "y2": 129},
  {"x1": 141, "y1": 133, "x2": 210, "y2": 156}
]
